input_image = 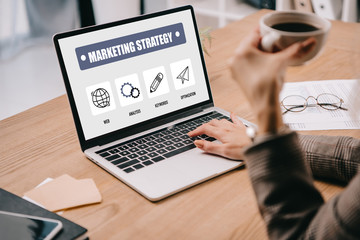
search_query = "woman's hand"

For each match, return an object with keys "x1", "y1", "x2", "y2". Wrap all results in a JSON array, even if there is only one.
[
  {"x1": 188, "y1": 28, "x2": 316, "y2": 158},
  {"x1": 229, "y1": 28, "x2": 316, "y2": 134},
  {"x1": 188, "y1": 113, "x2": 251, "y2": 160}
]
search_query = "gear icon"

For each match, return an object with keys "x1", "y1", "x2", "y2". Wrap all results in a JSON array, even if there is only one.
[
  {"x1": 120, "y1": 82, "x2": 134, "y2": 98},
  {"x1": 120, "y1": 82, "x2": 140, "y2": 99},
  {"x1": 131, "y1": 87, "x2": 140, "y2": 98}
]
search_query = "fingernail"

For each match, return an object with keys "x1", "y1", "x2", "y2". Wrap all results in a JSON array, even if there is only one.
[{"x1": 194, "y1": 140, "x2": 203, "y2": 148}]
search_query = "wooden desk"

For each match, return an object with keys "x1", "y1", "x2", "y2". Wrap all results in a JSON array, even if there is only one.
[{"x1": 1, "y1": 10, "x2": 360, "y2": 240}]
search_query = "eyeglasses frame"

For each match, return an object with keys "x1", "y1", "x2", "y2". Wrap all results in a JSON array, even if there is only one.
[{"x1": 281, "y1": 93, "x2": 348, "y2": 114}]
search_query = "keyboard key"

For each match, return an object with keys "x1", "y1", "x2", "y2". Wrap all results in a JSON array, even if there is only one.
[
  {"x1": 163, "y1": 141, "x2": 173, "y2": 146},
  {"x1": 183, "y1": 139, "x2": 193, "y2": 145},
  {"x1": 120, "y1": 150, "x2": 131, "y2": 156},
  {"x1": 109, "y1": 149, "x2": 120, "y2": 154},
  {"x1": 153, "y1": 133, "x2": 164, "y2": 138},
  {"x1": 180, "y1": 129, "x2": 189, "y2": 134},
  {"x1": 194, "y1": 119, "x2": 204, "y2": 124},
  {"x1": 210, "y1": 112, "x2": 222, "y2": 118},
  {"x1": 143, "y1": 160, "x2": 154, "y2": 166},
  {"x1": 148, "y1": 152, "x2": 159, "y2": 158},
  {"x1": 168, "y1": 126, "x2": 180, "y2": 133},
  {"x1": 118, "y1": 145, "x2": 129, "y2": 151},
  {"x1": 152, "y1": 156, "x2": 165, "y2": 162},
  {"x1": 133, "y1": 164, "x2": 144, "y2": 170},
  {"x1": 147, "y1": 141, "x2": 157, "y2": 146},
  {"x1": 180, "y1": 135, "x2": 190, "y2": 140},
  {"x1": 111, "y1": 157, "x2": 129, "y2": 165},
  {"x1": 162, "y1": 130, "x2": 172, "y2": 135},
  {"x1": 99, "y1": 152, "x2": 110, "y2": 157},
  {"x1": 145, "y1": 136, "x2": 156, "y2": 141},
  {"x1": 138, "y1": 150, "x2": 148, "y2": 155},
  {"x1": 129, "y1": 147, "x2": 139, "y2": 153},
  {"x1": 155, "y1": 138, "x2": 166, "y2": 143},
  {"x1": 172, "y1": 138, "x2": 182, "y2": 143},
  {"x1": 146, "y1": 147, "x2": 157, "y2": 152},
  {"x1": 128, "y1": 153, "x2": 138, "y2": 159},
  {"x1": 157, "y1": 149, "x2": 167, "y2": 154},
  {"x1": 118, "y1": 160, "x2": 140, "y2": 169},
  {"x1": 139, "y1": 156, "x2": 150, "y2": 161},
  {"x1": 127, "y1": 142, "x2": 138, "y2": 147},
  {"x1": 200, "y1": 134, "x2": 208, "y2": 139},
  {"x1": 154, "y1": 144, "x2": 165, "y2": 149},
  {"x1": 186, "y1": 121, "x2": 196, "y2": 126},
  {"x1": 163, "y1": 135, "x2": 173, "y2": 140},
  {"x1": 124, "y1": 168, "x2": 135, "y2": 173},
  {"x1": 190, "y1": 136, "x2": 201, "y2": 141},
  {"x1": 205, "y1": 137, "x2": 216, "y2": 142},
  {"x1": 138, "y1": 144, "x2": 148, "y2": 149},
  {"x1": 165, "y1": 146, "x2": 176, "y2": 151},
  {"x1": 177, "y1": 125, "x2": 187, "y2": 130},
  {"x1": 174, "y1": 143, "x2": 185, "y2": 148},
  {"x1": 105, "y1": 154, "x2": 121, "y2": 161},
  {"x1": 164, "y1": 144, "x2": 196, "y2": 158},
  {"x1": 172, "y1": 132, "x2": 182, "y2": 137},
  {"x1": 170, "y1": 127, "x2": 180, "y2": 132},
  {"x1": 136, "y1": 139, "x2": 147, "y2": 144}
]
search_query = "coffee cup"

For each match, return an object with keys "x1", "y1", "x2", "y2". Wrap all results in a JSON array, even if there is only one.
[{"x1": 260, "y1": 11, "x2": 331, "y2": 65}]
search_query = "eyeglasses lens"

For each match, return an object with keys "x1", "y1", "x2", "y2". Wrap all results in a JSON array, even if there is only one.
[
  {"x1": 317, "y1": 94, "x2": 341, "y2": 110},
  {"x1": 282, "y1": 95, "x2": 307, "y2": 112}
]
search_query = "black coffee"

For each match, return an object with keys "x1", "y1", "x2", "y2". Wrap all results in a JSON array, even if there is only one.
[{"x1": 271, "y1": 22, "x2": 319, "y2": 32}]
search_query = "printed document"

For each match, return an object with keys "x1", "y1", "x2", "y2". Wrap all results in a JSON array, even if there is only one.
[{"x1": 280, "y1": 79, "x2": 360, "y2": 130}]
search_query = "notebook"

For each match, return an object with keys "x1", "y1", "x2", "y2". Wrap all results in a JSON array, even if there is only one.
[{"x1": 53, "y1": 5, "x2": 254, "y2": 201}]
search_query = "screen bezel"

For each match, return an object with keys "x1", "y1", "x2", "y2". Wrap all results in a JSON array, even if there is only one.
[{"x1": 53, "y1": 5, "x2": 214, "y2": 151}]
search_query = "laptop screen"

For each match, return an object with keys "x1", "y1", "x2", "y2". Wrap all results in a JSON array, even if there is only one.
[{"x1": 55, "y1": 6, "x2": 211, "y2": 142}]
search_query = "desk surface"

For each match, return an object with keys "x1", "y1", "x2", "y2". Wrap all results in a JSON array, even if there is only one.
[{"x1": 1, "y1": 10, "x2": 360, "y2": 240}]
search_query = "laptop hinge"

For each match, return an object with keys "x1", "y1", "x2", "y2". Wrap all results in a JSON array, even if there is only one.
[
  {"x1": 164, "y1": 103, "x2": 214, "y2": 123},
  {"x1": 97, "y1": 103, "x2": 214, "y2": 147}
]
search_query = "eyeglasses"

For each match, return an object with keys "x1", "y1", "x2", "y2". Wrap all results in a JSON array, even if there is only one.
[{"x1": 281, "y1": 93, "x2": 348, "y2": 114}]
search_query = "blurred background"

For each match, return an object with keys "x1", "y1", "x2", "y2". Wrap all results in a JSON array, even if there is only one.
[{"x1": 0, "y1": 0, "x2": 358, "y2": 120}]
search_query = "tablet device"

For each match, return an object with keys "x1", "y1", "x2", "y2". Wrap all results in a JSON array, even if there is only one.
[{"x1": 0, "y1": 210, "x2": 63, "y2": 240}]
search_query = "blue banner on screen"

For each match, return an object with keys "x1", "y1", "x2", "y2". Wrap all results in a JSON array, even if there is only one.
[{"x1": 75, "y1": 23, "x2": 186, "y2": 70}]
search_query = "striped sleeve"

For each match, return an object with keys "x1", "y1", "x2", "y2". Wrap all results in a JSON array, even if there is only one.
[
  {"x1": 244, "y1": 132, "x2": 360, "y2": 239},
  {"x1": 299, "y1": 134, "x2": 360, "y2": 183},
  {"x1": 244, "y1": 132, "x2": 324, "y2": 240}
]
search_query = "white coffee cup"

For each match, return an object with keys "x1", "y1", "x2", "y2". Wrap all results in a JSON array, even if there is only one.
[{"x1": 260, "y1": 11, "x2": 331, "y2": 65}]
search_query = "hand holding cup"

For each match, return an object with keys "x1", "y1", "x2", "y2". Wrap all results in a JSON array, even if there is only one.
[{"x1": 260, "y1": 11, "x2": 331, "y2": 65}]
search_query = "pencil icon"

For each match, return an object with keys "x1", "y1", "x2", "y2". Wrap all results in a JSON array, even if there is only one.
[{"x1": 150, "y1": 72, "x2": 163, "y2": 93}]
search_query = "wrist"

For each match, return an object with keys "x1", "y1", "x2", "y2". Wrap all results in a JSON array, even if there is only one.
[
  {"x1": 254, "y1": 124, "x2": 292, "y2": 144},
  {"x1": 255, "y1": 102, "x2": 284, "y2": 135}
]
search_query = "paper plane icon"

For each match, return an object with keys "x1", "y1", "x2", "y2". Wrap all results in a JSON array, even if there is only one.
[{"x1": 177, "y1": 66, "x2": 189, "y2": 84}]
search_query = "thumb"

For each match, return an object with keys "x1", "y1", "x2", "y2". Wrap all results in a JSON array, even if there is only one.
[
  {"x1": 277, "y1": 37, "x2": 317, "y2": 62},
  {"x1": 230, "y1": 112, "x2": 243, "y2": 126}
]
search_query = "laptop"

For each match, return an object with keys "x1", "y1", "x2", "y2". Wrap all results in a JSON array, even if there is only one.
[{"x1": 53, "y1": 5, "x2": 254, "y2": 201}]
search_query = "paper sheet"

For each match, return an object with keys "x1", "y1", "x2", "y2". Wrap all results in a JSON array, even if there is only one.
[
  {"x1": 280, "y1": 79, "x2": 360, "y2": 130},
  {"x1": 24, "y1": 174, "x2": 102, "y2": 212}
]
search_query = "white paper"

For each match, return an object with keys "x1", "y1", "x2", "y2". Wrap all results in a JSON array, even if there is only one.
[{"x1": 280, "y1": 79, "x2": 360, "y2": 130}]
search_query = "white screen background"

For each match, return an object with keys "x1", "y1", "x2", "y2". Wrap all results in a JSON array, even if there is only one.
[{"x1": 59, "y1": 9, "x2": 210, "y2": 140}]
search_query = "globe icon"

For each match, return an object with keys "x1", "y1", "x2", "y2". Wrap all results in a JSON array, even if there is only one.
[{"x1": 91, "y1": 88, "x2": 110, "y2": 108}]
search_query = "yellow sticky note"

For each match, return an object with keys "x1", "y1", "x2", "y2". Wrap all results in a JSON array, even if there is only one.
[{"x1": 24, "y1": 174, "x2": 102, "y2": 212}]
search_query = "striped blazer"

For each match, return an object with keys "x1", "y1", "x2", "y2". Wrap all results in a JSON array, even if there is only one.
[{"x1": 244, "y1": 132, "x2": 360, "y2": 239}]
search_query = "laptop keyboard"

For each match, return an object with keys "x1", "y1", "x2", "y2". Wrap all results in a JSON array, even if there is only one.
[{"x1": 95, "y1": 111, "x2": 231, "y2": 173}]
